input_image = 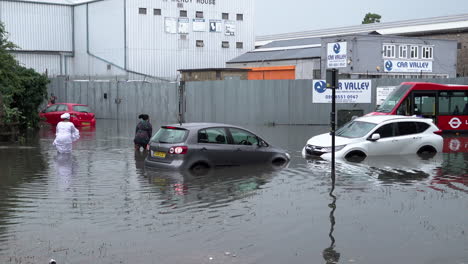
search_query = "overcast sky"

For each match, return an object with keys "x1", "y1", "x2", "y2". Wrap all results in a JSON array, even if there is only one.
[{"x1": 254, "y1": 0, "x2": 468, "y2": 36}]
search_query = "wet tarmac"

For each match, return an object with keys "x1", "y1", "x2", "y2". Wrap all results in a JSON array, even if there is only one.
[{"x1": 0, "y1": 120, "x2": 467, "y2": 264}]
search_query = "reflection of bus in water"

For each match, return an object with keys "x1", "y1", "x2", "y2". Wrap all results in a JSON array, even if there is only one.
[{"x1": 367, "y1": 82, "x2": 468, "y2": 152}]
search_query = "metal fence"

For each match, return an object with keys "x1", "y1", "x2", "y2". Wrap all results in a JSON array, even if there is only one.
[
  {"x1": 47, "y1": 77, "x2": 179, "y2": 123},
  {"x1": 48, "y1": 77, "x2": 468, "y2": 126}
]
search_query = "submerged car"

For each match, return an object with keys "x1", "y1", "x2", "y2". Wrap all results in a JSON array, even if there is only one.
[
  {"x1": 40, "y1": 103, "x2": 96, "y2": 127},
  {"x1": 145, "y1": 123, "x2": 290, "y2": 172},
  {"x1": 302, "y1": 115, "x2": 443, "y2": 161}
]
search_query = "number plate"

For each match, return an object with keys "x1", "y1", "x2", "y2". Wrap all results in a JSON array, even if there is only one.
[
  {"x1": 153, "y1": 151, "x2": 166, "y2": 158},
  {"x1": 82, "y1": 122, "x2": 90, "y2": 125}
]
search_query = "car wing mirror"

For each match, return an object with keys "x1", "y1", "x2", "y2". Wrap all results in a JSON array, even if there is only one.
[{"x1": 369, "y1": 133, "x2": 381, "y2": 141}]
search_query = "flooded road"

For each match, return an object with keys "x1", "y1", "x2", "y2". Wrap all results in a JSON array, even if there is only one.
[{"x1": 0, "y1": 120, "x2": 467, "y2": 264}]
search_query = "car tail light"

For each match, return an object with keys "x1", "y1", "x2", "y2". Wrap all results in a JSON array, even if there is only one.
[
  {"x1": 169, "y1": 146, "x2": 188, "y2": 154},
  {"x1": 146, "y1": 144, "x2": 150, "y2": 151},
  {"x1": 433, "y1": 130, "x2": 443, "y2": 135}
]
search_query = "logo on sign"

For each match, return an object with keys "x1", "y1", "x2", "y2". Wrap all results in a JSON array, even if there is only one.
[
  {"x1": 385, "y1": 60, "x2": 393, "y2": 71},
  {"x1": 314, "y1": 81, "x2": 327, "y2": 93},
  {"x1": 333, "y1": 43, "x2": 341, "y2": 54},
  {"x1": 449, "y1": 138, "x2": 461, "y2": 152},
  {"x1": 449, "y1": 117, "x2": 462, "y2": 129}
]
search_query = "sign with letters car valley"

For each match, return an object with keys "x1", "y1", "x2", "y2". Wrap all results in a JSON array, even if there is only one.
[
  {"x1": 384, "y1": 60, "x2": 433, "y2": 73},
  {"x1": 327, "y1": 42, "x2": 347, "y2": 68},
  {"x1": 312, "y1": 80, "x2": 372, "y2": 103}
]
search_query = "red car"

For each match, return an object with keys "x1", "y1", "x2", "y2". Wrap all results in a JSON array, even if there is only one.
[{"x1": 40, "y1": 103, "x2": 96, "y2": 127}]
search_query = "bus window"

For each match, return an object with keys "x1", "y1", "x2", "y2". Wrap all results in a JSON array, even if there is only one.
[
  {"x1": 375, "y1": 84, "x2": 412, "y2": 113},
  {"x1": 438, "y1": 91, "x2": 468, "y2": 115},
  {"x1": 413, "y1": 93, "x2": 436, "y2": 119}
]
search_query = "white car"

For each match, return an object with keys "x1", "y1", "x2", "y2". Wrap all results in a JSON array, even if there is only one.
[{"x1": 302, "y1": 115, "x2": 443, "y2": 161}]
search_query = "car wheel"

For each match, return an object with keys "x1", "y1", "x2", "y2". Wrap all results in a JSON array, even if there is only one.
[
  {"x1": 345, "y1": 151, "x2": 367, "y2": 163},
  {"x1": 190, "y1": 162, "x2": 210, "y2": 176},
  {"x1": 272, "y1": 158, "x2": 287, "y2": 167},
  {"x1": 417, "y1": 146, "x2": 437, "y2": 159}
]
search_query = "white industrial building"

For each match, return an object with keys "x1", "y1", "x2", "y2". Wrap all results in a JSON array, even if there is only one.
[{"x1": 1, "y1": 0, "x2": 254, "y2": 81}]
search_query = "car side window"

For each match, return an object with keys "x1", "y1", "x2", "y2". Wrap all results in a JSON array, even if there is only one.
[
  {"x1": 415, "y1": 122, "x2": 430, "y2": 133},
  {"x1": 198, "y1": 128, "x2": 227, "y2": 144},
  {"x1": 373, "y1": 123, "x2": 394, "y2": 138},
  {"x1": 229, "y1": 128, "x2": 258, "y2": 145},
  {"x1": 396, "y1": 121, "x2": 418, "y2": 136},
  {"x1": 44, "y1": 105, "x2": 58, "y2": 113},
  {"x1": 56, "y1": 104, "x2": 68, "y2": 111}
]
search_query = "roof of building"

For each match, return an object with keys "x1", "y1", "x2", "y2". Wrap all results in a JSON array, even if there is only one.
[
  {"x1": 11, "y1": 0, "x2": 104, "y2": 6},
  {"x1": 256, "y1": 13, "x2": 468, "y2": 46},
  {"x1": 227, "y1": 37, "x2": 321, "y2": 63}
]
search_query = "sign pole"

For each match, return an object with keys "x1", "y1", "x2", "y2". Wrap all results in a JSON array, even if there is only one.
[{"x1": 326, "y1": 69, "x2": 338, "y2": 189}]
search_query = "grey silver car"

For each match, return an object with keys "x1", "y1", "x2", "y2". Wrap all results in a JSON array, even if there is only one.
[{"x1": 144, "y1": 123, "x2": 290, "y2": 172}]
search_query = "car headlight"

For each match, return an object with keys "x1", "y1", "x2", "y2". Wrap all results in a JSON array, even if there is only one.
[
  {"x1": 323, "y1": 145, "x2": 346, "y2": 152},
  {"x1": 285, "y1": 153, "x2": 291, "y2": 160}
]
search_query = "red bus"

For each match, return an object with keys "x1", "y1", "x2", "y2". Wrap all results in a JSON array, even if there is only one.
[
  {"x1": 367, "y1": 82, "x2": 468, "y2": 153},
  {"x1": 368, "y1": 82, "x2": 468, "y2": 132}
]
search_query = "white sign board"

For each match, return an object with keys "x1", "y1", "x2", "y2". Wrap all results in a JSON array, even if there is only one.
[
  {"x1": 384, "y1": 60, "x2": 433, "y2": 73},
  {"x1": 165, "y1": 17, "x2": 177, "y2": 34},
  {"x1": 178, "y1": 18, "x2": 189, "y2": 34},
  {"x1": 209, "y1": 19, "x2": 222, "y2": 32},
  {"x1": 225, "y1": 22, "x2": 235, "y2": 36},
  {"x1": 312, "y1": 79, "x2": 372, "y2": 103},
  {"x1": 376, "y1": 86, "x2": 397, "y2": 106},
  {"x1": 327, "y1": 42, "x2": 347, "y2": 68},
  {"x1": 193, "y1": 19, "x2": 206, "y2": 32}
]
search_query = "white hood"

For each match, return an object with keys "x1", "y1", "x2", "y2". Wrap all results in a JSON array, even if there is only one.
[{"x1": 306, "y1": 132, "x2": 358, "y2": 147}]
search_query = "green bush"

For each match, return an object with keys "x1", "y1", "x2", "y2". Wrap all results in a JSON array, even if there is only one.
[{"x1": 0, "y1": 22, "x2": 49, "y2": 131}]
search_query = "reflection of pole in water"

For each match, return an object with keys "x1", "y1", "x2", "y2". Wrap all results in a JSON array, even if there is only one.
[{"x1": 323, "y1": 176, "x2": 340, "y2": 264}]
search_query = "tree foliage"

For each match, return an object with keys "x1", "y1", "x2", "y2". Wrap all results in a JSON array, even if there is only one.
[
  {"x1": 0, "y1": 22, "x2": 49, "y2": 130},
  {"x1": 362, "y1": 13, "x2": 382, "y2": 24}
]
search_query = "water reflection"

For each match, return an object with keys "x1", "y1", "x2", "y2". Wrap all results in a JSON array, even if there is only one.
[{"x1": 53, "y1": 153, "x2": 78, "y2": 191}]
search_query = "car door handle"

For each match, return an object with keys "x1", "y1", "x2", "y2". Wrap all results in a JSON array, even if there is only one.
[
  {"x1": 201, "y1": 147, "x2": 207, "y2": 152},
  {"x1": 236, "y1": 148, "x2": 242, "y2": 152},
  {"x1": 413, "y1": 136, "x2": 422, "y2": 139}
]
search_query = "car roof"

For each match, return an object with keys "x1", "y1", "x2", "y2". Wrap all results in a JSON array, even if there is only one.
[
  {"x1": 163, "y1": 122, "x2": 249, "y2": 130},
  {"x1": 354, "y1": 115, "x2": 432, "y2": 124}
]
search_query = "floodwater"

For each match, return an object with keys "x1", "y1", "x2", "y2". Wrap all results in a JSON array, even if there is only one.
[{"x1": 0, "y1": 120, "x2": 467, "y2": 264}]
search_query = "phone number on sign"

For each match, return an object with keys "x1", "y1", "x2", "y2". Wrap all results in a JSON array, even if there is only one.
[{"x1": 325, "y1": 95, "x2": 359, "y2": 100}]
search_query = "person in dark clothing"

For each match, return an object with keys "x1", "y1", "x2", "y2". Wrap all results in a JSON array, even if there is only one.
[{"x1": 134, "y1": 114, "x2": 152, "y2": 151}]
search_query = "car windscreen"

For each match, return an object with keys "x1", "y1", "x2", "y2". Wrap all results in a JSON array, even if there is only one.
[
  {"x1": 73, "y1": 105, "x2": 91, "y2": 113},
  {"x1": 336, "y1": 121, "x2": 377, "y2": 138},
  {"x1": 150, "y1": 127, "x2": 188, "y2": 144},
  {"x1": 375, "y1": 84, "x2": 412, "y2": 113}
]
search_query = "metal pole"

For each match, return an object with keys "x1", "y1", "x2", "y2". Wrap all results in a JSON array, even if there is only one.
[{"x1": 330, "y1": 69, "x2": 337, "y2": 185}]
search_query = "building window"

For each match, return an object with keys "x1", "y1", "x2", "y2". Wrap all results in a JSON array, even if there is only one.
[
  {"x1": 196, "y1": 40, "x2": 204, "y2": 47},
  {"x1": 195, "y1": 11, "x2": 203, "y2": 18},
  {"x1": 222, "y1": 41, "x2": 229, "y2": 48},
  {"x1": 410, "y1": 46, "x2": 419, "y2": 59},
  {"x1": 458, "y1": 42, "x2": 462, "y2": 49},
  {"x1": 153, "y1": 8, "x2": 161, "y2": 15},
  {"x1": 180, "y1": 10, "x2": 187, "y2": 17},
  {"x1": 222, "y1": 13, "x2": 229, "y2": 20},
  {"x1": 236, "y1": 42, "x2": 243, "y2": 49},
  {"x1": 399, "y1": 45, "x2": 407, "y2": 59},
  {"x1": 138, "y1": 8, "x2": 147, "y2": 15},
  {"x1": 177, "y1": 3, "x2": 183, "y2": 8},
  {"x1": 422, "y1": 46, "x2": 433, "y2": 59},
  {"x1": 382, "y1": 44, "x2": 395, "y2": 58},
  {"x1": 236, "y1": 14, "x2": 243, "y2": 21}
]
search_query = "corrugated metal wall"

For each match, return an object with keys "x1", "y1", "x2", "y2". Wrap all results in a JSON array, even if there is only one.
[
  {"x1": 47, "y1": 77, "x2": 179, "y2": 122},
  {"x1": 13, "y1": 52, "x2": 62, "y2": 76},
  {"x1": 0, "y1": 1, "x2": 72, "y2": 51},
  {"x1": 125, "y1": 0, "x2": 255, "y2": 80}
]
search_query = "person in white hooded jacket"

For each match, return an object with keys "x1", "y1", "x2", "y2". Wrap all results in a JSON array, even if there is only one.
[{"x1": 53, "y1": 113, "x2": 80, "y2": 153}]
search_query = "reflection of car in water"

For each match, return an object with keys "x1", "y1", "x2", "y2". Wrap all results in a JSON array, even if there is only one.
[
  {"x1": 145, "y1": 123, "x2": 290, "y2": 173},
  {"x1": 302, "y1": 115, "x2": 443, "y2": 162},
  {"x1": 141, "y1": 165, "x2": 282, "y2": 207}
]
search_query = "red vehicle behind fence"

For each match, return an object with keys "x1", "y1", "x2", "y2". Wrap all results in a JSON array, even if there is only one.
[
  {"x1": 367, "y1": 82, "x2": 468, "y2": 152},
  {"x1": 40, "y1": 103, "x2": 96, "y2": 127}
]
